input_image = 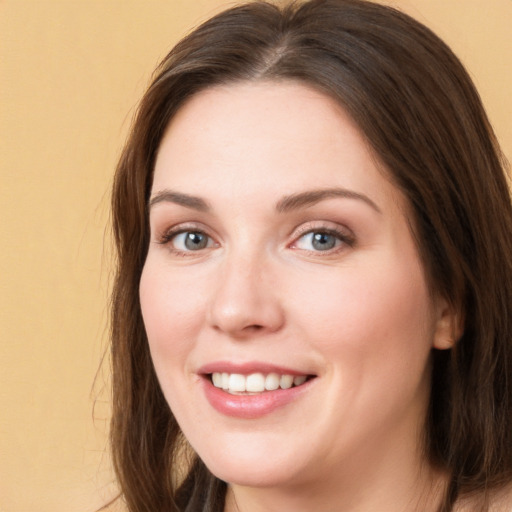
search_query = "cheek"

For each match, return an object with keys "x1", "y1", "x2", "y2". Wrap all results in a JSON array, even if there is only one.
[
  {"x1": 287, "y1": 256, "x2": 434, "y2": 375},
  {"x1": 139, "y1": 261, "x2": 207, "y2": 365}
]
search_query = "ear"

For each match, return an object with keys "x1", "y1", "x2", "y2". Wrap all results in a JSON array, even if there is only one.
[{"x1": 432, "y1": 297, "x2": 463, "y2": 350}]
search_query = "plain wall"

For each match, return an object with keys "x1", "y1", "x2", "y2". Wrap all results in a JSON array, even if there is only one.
[{"x1": 0, "y1": 1, "x2": 510, "y2": 511}]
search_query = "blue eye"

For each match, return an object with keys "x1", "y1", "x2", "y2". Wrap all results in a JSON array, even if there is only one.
[
  {"x1": 170, "y1": 231, "x2": 213, "y2": 251},
  {"x1": 294, "y1": 231, "x2": 344, "y2": 251}
]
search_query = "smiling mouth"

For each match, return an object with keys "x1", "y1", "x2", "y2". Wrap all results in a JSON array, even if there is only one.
[{"x1": 209, "y1": 372, "x2": 314, "y2": 395}]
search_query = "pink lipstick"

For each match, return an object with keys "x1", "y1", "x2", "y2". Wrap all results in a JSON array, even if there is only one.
[{"x1": 198, "y1": 362, "x2": 316, "y2": 419}]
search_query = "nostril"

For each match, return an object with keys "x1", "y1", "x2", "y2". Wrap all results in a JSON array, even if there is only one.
[{"x1": 212, "y1": 324, "x2": 262, "y2": 333}]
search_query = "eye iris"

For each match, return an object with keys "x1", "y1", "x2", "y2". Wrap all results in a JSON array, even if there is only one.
[
  {"x1": 184, "y1": 232, "x2": 208, "y2": 250},
  {"x1": 312, "y1": 232, "x2": 336, "y2": 250}
]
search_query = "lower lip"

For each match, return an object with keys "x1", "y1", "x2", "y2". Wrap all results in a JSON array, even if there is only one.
[{"x1": 202, "y1": 378, "x2": 313, "y2": 419}]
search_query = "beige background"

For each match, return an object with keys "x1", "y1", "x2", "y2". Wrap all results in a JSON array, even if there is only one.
[{"x1": 0, "y1": 1, "x2": 510, "y2": 511}]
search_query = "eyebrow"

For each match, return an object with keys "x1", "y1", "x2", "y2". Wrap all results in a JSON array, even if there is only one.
[
  {"x1": 276, "y1": 188, "x2": 381, "y2": 214},
  {"x1": 149, "y1": 190, "x2": 211, "y2": 212},
  {"x1": 148, "y1": 187, "x2": 381, "y2": 214}
]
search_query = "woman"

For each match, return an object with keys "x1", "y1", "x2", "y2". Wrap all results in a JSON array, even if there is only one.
[{"x1": 109, "y1": 0, "x2": 512, "y2": 510}]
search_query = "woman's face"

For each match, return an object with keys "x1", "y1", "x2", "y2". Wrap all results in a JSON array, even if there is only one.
[{"x1": 140, "y1": 82, "x2": 453, "y2": 489}]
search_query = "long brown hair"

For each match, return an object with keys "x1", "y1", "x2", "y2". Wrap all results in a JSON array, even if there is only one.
[{"x1": 110, "y1": 1, "x2": 512, "y2": 510}]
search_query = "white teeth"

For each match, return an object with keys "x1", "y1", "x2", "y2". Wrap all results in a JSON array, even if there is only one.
[
  {"x1": 221, "y1": 372, "x2": 229, "y2": 390},
  {"x1": 265, "y1": 373, "x2": 280, "y2": 390},
  {"x1": 246, "y1": 372, "x2": 265, "y2": 392},
  {"x1": 280, "y1": 374, "x2": 294, "y2": 389},
  {"x1": 293, "y1": 375, "x2": 307, "y2": 386},
  {"x1": 212, "y1": 372, "x2": 222, "y2": 387},
  {"x1": 228, "y1": 373, "x2": 246, "y2": 392},
  {"x1": 210, "y1": 372, "x2": 309, "y2": 394}
]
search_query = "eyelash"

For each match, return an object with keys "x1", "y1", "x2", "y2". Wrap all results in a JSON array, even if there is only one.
[
  {"x1": 157, "y1": 225, "x2": 216, "y2": 256},
  {"x1": 156, "y1": 223, "x2": 355, "y2": 256},
  {"x1": 290, "y1": 225, "x2": 355, "y2": 254}
]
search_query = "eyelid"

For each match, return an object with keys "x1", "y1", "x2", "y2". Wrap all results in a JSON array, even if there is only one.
[
  {"x1": 290, "y1": 220, "x2": 354, "y2": 239},
  {"x1": 288, "y1": 221, "x2": 355, "y2": 252},
  {"x1": 153, "y1": 220, "x2": 354, "y2": 255},
  {"x1": 155, "y1": 222, "x2": 219, "y2": 255},
  {"x1": 154, "y1": 220, "x2": 210, "y2": 239}
]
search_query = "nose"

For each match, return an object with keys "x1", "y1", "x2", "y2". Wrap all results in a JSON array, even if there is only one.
[{"x1": 207, "y1": 252, "x2": 285, "y2": 338}]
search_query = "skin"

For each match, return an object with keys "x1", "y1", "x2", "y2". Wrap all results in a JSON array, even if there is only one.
[{"x1": 139, "y1": 81, "x2": 457, "y2": 511}]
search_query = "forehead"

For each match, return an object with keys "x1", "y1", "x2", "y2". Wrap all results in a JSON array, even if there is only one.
[
  {"x1": 152, "y1": 81, "x2": 403, "y2": 214},
  {"x1": 157, "y1": 81, "x2": 362, "y2": 163}
]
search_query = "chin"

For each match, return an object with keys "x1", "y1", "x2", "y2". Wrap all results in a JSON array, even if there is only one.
[
  {"x1": 198, "y1": 443, "x2": 307, "y2": 488},
  {"x1": 208, "y1": 463, "x2": 296, "y2": 488}
]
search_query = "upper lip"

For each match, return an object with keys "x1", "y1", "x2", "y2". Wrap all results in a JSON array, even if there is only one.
[{"x1": 197, "y1": 361, "x2": 315, "y2": 376}]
